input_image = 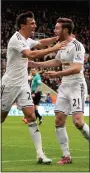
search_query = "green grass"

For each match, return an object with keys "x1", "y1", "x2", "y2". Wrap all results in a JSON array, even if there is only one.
[{"x1": 2, "y1": 116, "x2": 89, "y2": 172}]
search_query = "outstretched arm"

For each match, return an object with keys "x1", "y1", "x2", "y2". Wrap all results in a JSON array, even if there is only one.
[
  {"x1": 44, "y1": 45, "x2": 84, "y2": 78},
  {"x1": 22, "y1": 41, "x2": 68, "y2": 60},
  {"x1": 44, "y1": 63, "x2": 82, "y2": 78},
  {"x1": 35, "y1": 36, "x2": 59, "y2": 49},
  {"x1": 28, "y1": 59, "x2": 61, "y2": 68}
]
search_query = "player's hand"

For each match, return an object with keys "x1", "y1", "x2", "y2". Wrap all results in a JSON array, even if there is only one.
[
  {"x1": 53, "y1": 40, "x2": 68, "y2": 51},
  {"x1": 44, "y1": 71, "x2": 58, "y2": 78},
  {"x1": 53, "y1": 36, "x2": 59, "y2": 42},
  {"x1": 32, "y1": 93, "x2": 35, "y2": 98}
]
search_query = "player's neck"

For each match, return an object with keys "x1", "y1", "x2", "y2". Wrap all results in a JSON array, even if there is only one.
[
  {"x1": 64, "y1": 34, "x2": 74, "y2": 42},
  {"x1": 19, "y1": 30, "x2": 29, "y2": 40}
]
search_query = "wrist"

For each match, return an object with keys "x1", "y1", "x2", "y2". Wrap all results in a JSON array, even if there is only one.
[
  {"x1": 53, "y1": 45, "x2": 60, "y2": 52},
  {"x1": 52, "y1": 37, "x2": 57, "y2": 41},
  {"x1": 56, "y1": 71, "x2": 62, "y2": 77},
  {"x1": 51, "y1": 46, "x2": 57, "y2": 52}
]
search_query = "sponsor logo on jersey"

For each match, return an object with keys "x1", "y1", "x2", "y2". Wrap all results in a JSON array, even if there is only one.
[{"x1": 75, "y1": 54, "x2": 82, "y2": 61}]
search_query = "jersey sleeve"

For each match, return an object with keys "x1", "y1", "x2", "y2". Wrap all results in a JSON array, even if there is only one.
[
  {"x1": 55, "y1": 51, "x2": 61, "y2": 60},
  {"x1": 9, "y1": 37, "x2": 29, "y2": 53},
  {"x1": 73, "y1": 46, "x2": 85, "y2": 64},
  {"x1": 28, "y1": 38, "x2": 39, "y2": 49}
]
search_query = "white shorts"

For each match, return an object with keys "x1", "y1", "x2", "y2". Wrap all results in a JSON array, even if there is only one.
[
  {"x1": 55, "y1": 82, "x2": 87, "y2": 115},
  {"x1": 1, "y1": 84, "x2": 34, "y2": 112}
]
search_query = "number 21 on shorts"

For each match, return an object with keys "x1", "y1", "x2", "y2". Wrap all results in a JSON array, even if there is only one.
[{"x1": 73, "y1": 98, "x2": 80, "y2": 107}]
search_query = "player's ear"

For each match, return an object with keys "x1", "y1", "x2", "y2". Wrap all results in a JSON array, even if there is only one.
[
  {"x1": 21, "y1": 24, "x2": 25, "y2": 29},
  {"x1": 64, "y1": 28, "x2": 68, "y2": 34}
]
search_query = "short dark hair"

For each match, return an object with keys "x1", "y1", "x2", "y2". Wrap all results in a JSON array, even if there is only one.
[
  {"x1": 56, "y1": 18, "x2": 74, "y2": 34},
  {"x1": 16, "y1": 11, "x2": 34, "y2": 29}
]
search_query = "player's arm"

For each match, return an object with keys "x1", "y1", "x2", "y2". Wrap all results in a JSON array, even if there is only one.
[
  {"x1": 34, "y1": 82, "x2": 41, "y2": 94},
  {"x1": 35, "y1": 76, "x2": 42, "y2": 94},
  {"x1": 34, "y1": 36, "x2": 59, "y2": 49},
  {"x1": 22, "y1": 41, "x2": 67, "y2": 59},
  {"x1": 10, "y1": 37, "x2": 67, "y2": 59},
  {"x1": 32, "y1": 77, "x2": 41, "y2": 97},
  {"x1": 28, "y1": 46, "x2": 62, "y2": 68},
  {"x1": 44, "y1": 46, "x2": 85, "y2": 78},
  {"x1": 57, "y1": 62, "x2": 82, "y2": 76},
  {"x1": 34, "y1": 85, "x2": 41, "y2": 94},
  {"x1": 28, "y1": 59, "x2": 61, "y2": 68},
  {"x1": 32, "y1": 85, "x2": 41, "y2": 97},
  {"x1": 44, "y1": 63, "x2": 82, "y2": 78}
]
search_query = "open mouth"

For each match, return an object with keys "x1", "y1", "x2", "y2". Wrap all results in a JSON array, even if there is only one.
[
  {"x1": 32, "y1": 30, "x2": 35, "y2": 34},
  {"x1": 54, "y1": 32, "x2": 58, "y2": 36}
]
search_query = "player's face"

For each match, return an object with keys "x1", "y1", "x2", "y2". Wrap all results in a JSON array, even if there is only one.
[
  {"x1": 54, "y1": 23, "x2": 65, "y2": 41},
  {"x1": 31, "y1": 69, "x2": 36, "y2": 76},
  {"x1": 23, "y1": 18, "x2": 37, "y2": 36}
]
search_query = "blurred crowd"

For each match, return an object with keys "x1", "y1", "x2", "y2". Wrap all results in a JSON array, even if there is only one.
[
  {"x1": 2, "y1": 3, "x2": 90, "y2": 50},
  {"x1": 1, "y1": 2, "x2": 90, "y2": 96}
]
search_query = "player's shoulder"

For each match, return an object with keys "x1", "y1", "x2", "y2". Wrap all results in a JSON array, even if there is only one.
[
  {"x1": 27, "y1": 38, "x2": 34, "y2": 45},
  {"x1": 27, "y1": 37, "x2": 39, "y2": 45},
  {"x1": 8, "y1": 31, "x2": 22, "y2": 45},
  {"x1": 27, "y1": 38, "x2": 34, "y2": 42},
  {"x1": 71, "y1": 38, "x2": 85, "y2": 52},
  {"x1": 36, "y1": 73, "x2": 41, "y2": 79},
  {"x1": 36, "y1": 73, "x2": 40, "y2": 77}
]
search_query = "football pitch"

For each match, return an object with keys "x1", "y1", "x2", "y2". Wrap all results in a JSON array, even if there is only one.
[{"x1": 2, "y1": 116, "x2": 89, "y2": 172}]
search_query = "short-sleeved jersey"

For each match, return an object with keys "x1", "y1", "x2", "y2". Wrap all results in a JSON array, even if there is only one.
[
  {"x1": 31, "y1": 73, "x2": 42, "y2": 93},
  {"x1": 55, "y1": 38, "x2": 85, "y2": 84},
  {"x1": 2, "y1": 31, "x2": 39, "y2": 86}
]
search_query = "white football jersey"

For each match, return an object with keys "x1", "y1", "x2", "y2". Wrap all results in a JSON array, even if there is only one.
[
  {"x1": 55, "y1": 38, "x2": 85, "y2": 84},
  {"x1": 2, "y1": 31, "x2": 39, "y2": 86}
]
